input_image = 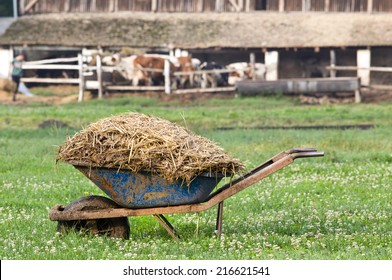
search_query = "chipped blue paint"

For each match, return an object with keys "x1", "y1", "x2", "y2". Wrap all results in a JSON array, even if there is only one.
[{"x1": 75, "y1": 166, "x2": 224, "y2": 208}]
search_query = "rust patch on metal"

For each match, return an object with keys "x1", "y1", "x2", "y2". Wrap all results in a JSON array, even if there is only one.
[{"x1": 143, "y1": 191, "x2": 169, "y2": 201}]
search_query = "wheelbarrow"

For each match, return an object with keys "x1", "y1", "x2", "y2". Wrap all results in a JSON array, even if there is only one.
[{"x1": 49, "y1": 148, "x2": 324, "y2": 239}]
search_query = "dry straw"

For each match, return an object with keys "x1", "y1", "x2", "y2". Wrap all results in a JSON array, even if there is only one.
[{"x1": 56, "y1": 113, "x2": 244, "y2": 185}]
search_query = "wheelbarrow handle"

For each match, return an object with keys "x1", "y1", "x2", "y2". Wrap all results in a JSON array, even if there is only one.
[
  {"x1": 207, "y1": 147, "x2": 324, "y2": 201},
  {"x1": 290, "y1": 151, "x2": 325, "y2": 159},
  {"x1": 286, "y1": 148, "x2": 325, "y2": 159}
]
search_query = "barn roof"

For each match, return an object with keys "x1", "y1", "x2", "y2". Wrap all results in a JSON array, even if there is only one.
[{"x1": 1, "y1": 12, "x2": 392, "y2": 49}]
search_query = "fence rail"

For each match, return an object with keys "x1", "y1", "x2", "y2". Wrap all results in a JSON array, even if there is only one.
[{"x1": 19, "y1": 0, "x2": 392, "y2": 14}]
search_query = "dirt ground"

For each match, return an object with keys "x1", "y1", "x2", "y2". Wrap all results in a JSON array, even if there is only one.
[{"x1": 1, "y1": 85, "x2": 392, "y2": 106}]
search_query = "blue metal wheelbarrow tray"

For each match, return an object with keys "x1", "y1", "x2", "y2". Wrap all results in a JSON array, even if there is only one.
[{"x1": 50, "y1": 148, "x2": 324, "y2": 239}]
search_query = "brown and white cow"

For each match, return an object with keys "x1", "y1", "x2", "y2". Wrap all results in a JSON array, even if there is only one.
[{"x1": 132, "y1": 54, "x2": 194, "y2": 88}]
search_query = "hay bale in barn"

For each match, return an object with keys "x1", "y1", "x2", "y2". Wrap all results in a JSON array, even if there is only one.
[{"x1": 56, "y1": 113, "x2": 244, "y2": 185}]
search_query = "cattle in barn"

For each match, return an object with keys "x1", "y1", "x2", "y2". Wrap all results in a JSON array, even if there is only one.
[
  {"x1": 300, "y1": 58, "x2": 330, "y2": 78},
  {"x1": 101, "y1": 53, "x2": 121, "y2": 66},
  {"x1": 199, "y1": 62, "x2": 229, "y2": 87},
  {"x1": 116, "y1": 55, "x2": 137, "y2": 81},
  {"x1": 227, "y1": 62, "x2": 267, "y2": 85},
  {"x1": 94, "y1": 53, "x2": 196, "y2": 88},
  {"x1": 132, "y1": 55, "x2": 175, "y2": 86},
  {"x1": 175, "y1": 56, "x2": 195, "y2": 88},
  {"x1": 132, "y1": 54, "x2": 195, "y2": 88}
]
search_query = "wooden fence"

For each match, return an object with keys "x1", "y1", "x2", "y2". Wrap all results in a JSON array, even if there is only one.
[
  {"x1": 21, "y1": 54, "x2": 235, "y2": 102},
  {"x1": 19, "y1": 0, "x2": 392, "y2": 14}
]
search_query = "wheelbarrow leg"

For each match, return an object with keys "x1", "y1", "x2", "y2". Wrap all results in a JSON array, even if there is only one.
[
  {"x1": 216, "y1": 201, "x2": 224, "y2": 239},
  {"x1": 153, "y1": 214, "x2": 180, "y2": 240}
]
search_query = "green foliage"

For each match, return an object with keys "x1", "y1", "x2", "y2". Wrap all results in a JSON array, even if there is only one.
[{"x1": 0, "y1": 95, "x2": 391, "y2": 260}]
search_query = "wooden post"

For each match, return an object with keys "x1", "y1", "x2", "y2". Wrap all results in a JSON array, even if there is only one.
[
  {"x1": 324, "y1": 0, "x2": 330, "y2": 12},
  {"x1": 302, "y1": 0, "x2": 310, "y2": 11},
  {"x1": 64, "y1": 0, "x2": 70, "y2": 12},
  {"x1": 96, "y1": 54, "x2": 103, "y2": 99},
  {"x1": 354, "y1": 89, "x2": 362, "y2": 103},
  {"x1": 109, "y1": 0, "x2": 114, "y2": 12},
  {"x1": 215, "y1": 0, "x2": 222, "y2": 12},
  {"x1": 357, "y1": 49, "x2": 371, "y2": 87},
  {"x1": 367, "y1": 0, "x2": 373, "y2": 13},
  {"x1": 197, "y1": 0, "x2": 204, "y2": 12},
  {"x1": 91, "y1": 0, "x2": 97, "y2": 12},
  {"x1": 330, "y1": 49, "x2": 336, "y2": 78},
  {"x1": 245, "y1": 0, "x2": 250, "y2": 12},
  {"x1": 265, "y1": 51, "x2": 279, "y2": 81},
  {"x1": 78, "y1": 54, "x2": 85, "y2": 102},
  {"x1": 279, "y1": 0, "x2": 285, "y2": 12},
  {"x1": 152, "y1": 0, "x2": 158, "y2": 12},
  {"x1": 249, "y1": 52, "x2": 256, "y2": 80},
  {"x1": 164, "y1": 59, "x2": 171, "y2": 94},
  {"x1": 239, "y1": 0, "x2": 244, "y2": 11},
  {"x1": 201, "y1": 73, "x2": 207, "y2": 89}
]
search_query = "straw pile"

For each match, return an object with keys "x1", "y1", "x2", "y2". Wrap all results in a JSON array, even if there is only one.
[{"x1": 56, "y1": 113, "x2": 244, "y2": 185}]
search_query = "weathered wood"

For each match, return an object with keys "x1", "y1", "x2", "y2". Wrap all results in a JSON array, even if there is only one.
[
  {"x1": 18, "y1": 0, "x2": 392, "y2": 14},
  {"x1": 236, "y1": 77, "x2": 361, "y2": 96},
  {"x1": 24, "y1": 0, "x2": 39, "y2": 14},
  {"x1": 368, "y1": 0, "x2": 373, "y2": 13},
  {"x1": 330, "y1": 49, "x2": 336, "y2": 78},
  {"x1": 64, "y1": 0, "x2": 70, "y2": 12},
  {"x1": 355, "y1": 89, "x2": 362, "y2": 103},
  {"x1": 327, "y1": 65, "x2": 392, "y2": 72},
  {"x1": 78, "y1": 54, "x2": 84, "y2": 102},
  {"x1": 21, "y1": 77, "x2": 79, "y2": 84},
  {"x1": 24, "y1": 57, "x2": 79, "y2": 65},
  {"x1": 197, "y1": 0, "x2": 204, "y2": 12},
  {"x1": 279, "y1": 0, "x2": 285, "y2": 12},
  {"x1": 164, "y1": 59, "x2": 171, "y2": 94},
  {"x1": 357, "y1": 49, "x2": 371, "y2": 86},
  {"x1": 249, "y1": 52, "x2": 256, "y2": 80},
  {"x1": 325, "y1": 0, "x2": 330, "y2": 11},
  {"x1": 22, "y1": 64, "x2": 79, "y2": 70},
  {"x1": 96, "y1": 54, "x2": 103, "y2": 99},
  {"x1": 228, "y1": 0, "x2": 241, "y2": 11},
  {"x1": 265, "y1": 51, "x2": 279, "y2": 81},
  {"x1": 151, "y1": 0, "x2": 158, "y2": 12},
  {"x1": 105, "y1": 85, "x2": 165, "y2": 91}
]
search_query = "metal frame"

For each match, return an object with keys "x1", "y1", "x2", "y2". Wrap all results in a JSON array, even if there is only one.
[{"x1": 49, "y1": 148, "x2": 324, "y2": 239}]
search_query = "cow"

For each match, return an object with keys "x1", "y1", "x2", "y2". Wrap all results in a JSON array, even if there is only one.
[
  {"x1": 101, "y1": 53, "x2": 121, "y2": 66},
  {"x1": 175, "y1": 55, "x2": 195, "y2": 88},
  {"x1": 132, "y1": 54, "x2": 195, "y2": 88},
  {"x1": 227, "y1": 62, "x2": 267, "y2": 85},
  {"x1": 199, "y1": 62, "x2": 229, "y2": 87},
  {"x1": 132, "y1": 55, "x2": 174, "y2": 86}
]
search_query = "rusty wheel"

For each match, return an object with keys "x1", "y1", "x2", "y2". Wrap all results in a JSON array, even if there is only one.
[{"x1": 57, "y1": 195, "x2": 130, "y2": 239}]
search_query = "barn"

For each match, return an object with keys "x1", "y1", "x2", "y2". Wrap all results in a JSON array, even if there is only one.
[{"x1": 2, "y1": 0, "x2": 392, "y2": 97}]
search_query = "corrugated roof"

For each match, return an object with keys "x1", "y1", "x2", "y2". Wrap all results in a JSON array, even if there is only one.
[{"x1": 1, "y1": 12, "x2": 392, "y2": 49}]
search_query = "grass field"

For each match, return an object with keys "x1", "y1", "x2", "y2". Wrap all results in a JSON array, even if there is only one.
[{"x1": 0, "y1": 92, "x2": 391, "y2": 260}]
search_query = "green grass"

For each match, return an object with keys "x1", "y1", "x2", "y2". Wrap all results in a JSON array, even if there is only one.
[{"x1": 0, "y1": 94, "x2": 391, "y2": 260}]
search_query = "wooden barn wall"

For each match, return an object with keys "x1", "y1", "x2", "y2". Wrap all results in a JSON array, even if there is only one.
[
  {"x1": 19, "y1": 0, "x2": 392, "y2": 13},
  {"x1": 373, "y1": 0, "x2": 392, "y2": 11}
]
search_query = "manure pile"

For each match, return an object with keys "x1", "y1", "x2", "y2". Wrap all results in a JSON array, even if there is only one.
[{"x1": 56, "y1": 113, "x2": 244, "y2": 184}]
